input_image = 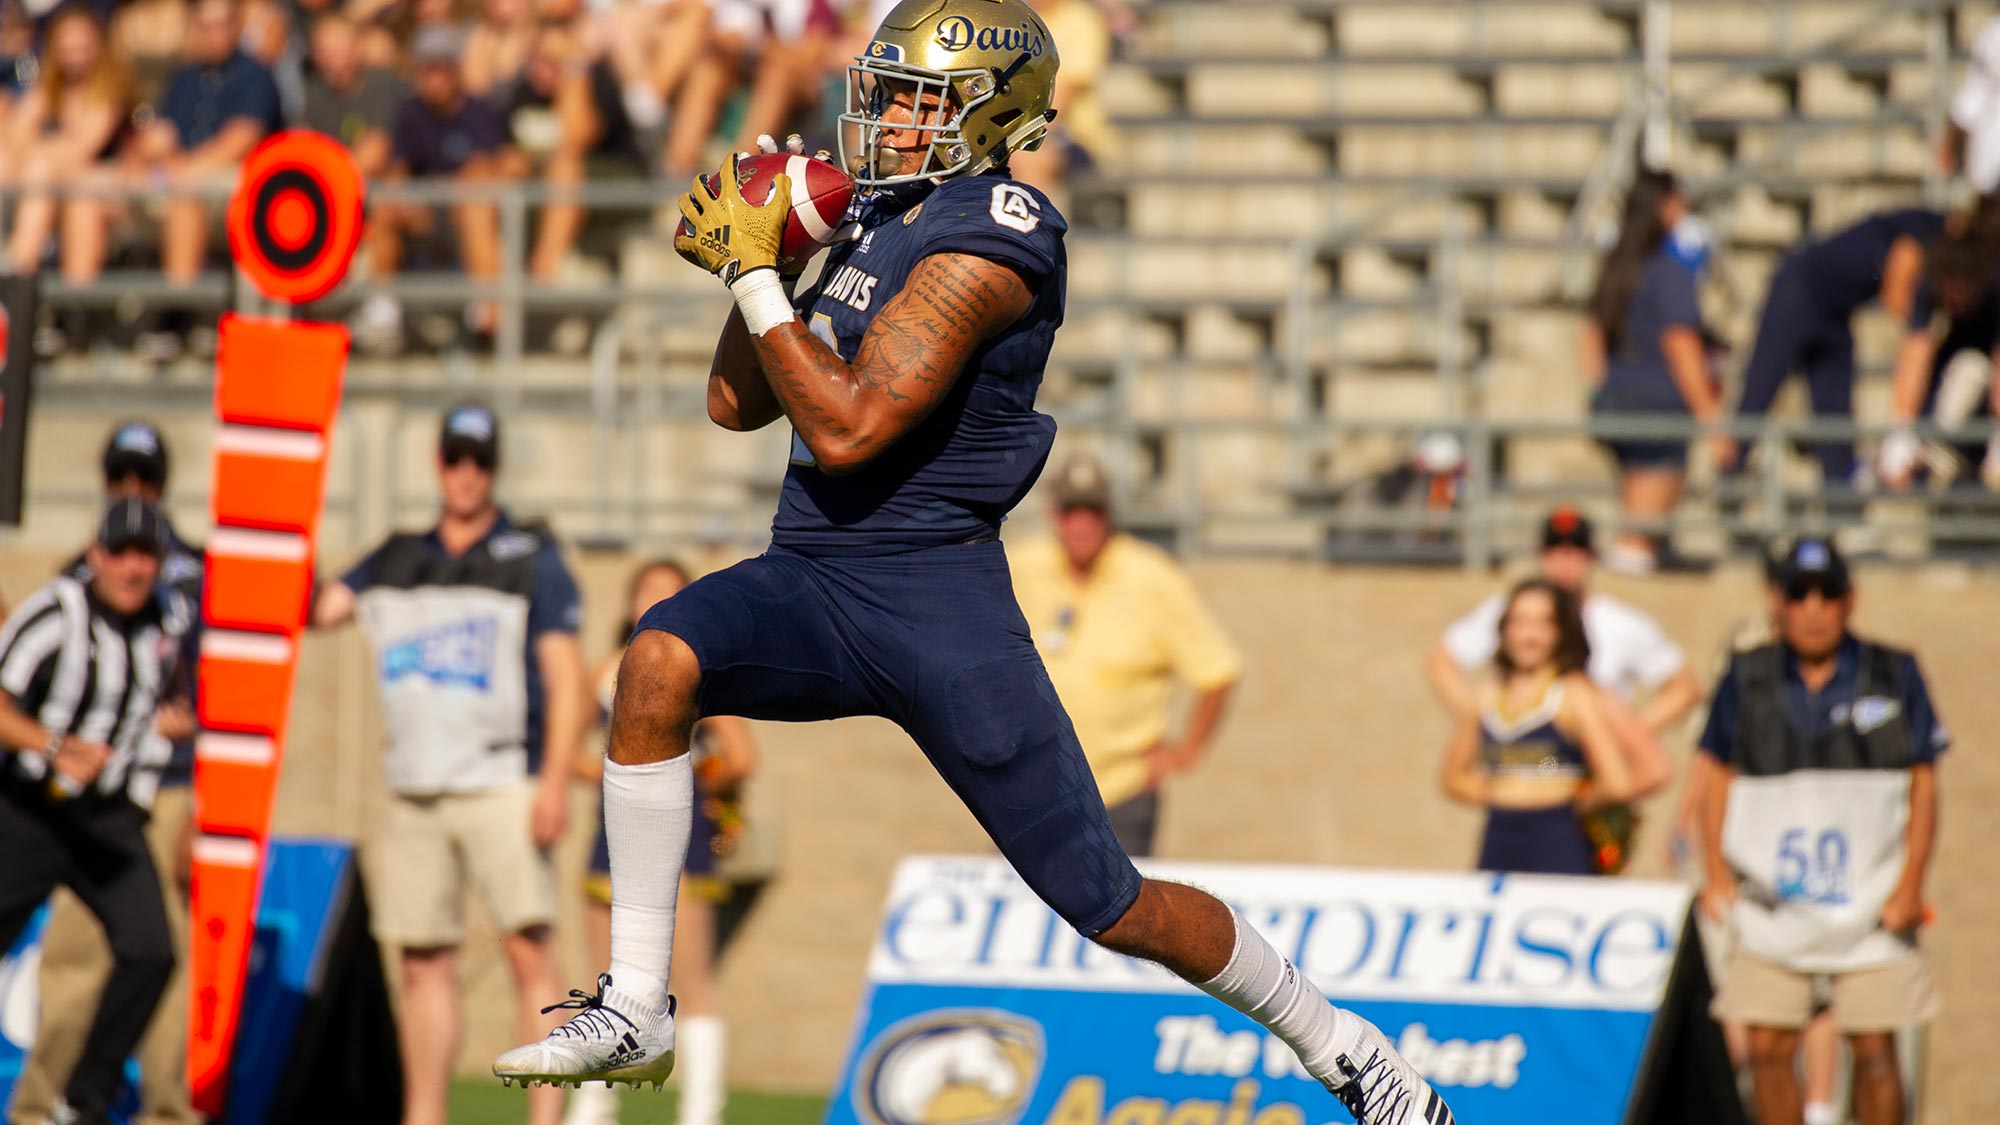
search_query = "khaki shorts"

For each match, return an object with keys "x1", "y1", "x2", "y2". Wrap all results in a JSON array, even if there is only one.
[
  {"x1": 366, "y1": 783, "x2": 556, "y2": 947},
  {"x1": 1713, "y1": 948, "x2": 1939, "y2": 1032}
]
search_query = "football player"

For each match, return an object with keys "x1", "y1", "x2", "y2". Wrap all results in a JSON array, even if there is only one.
[{"x1": 495, "y1": 2, "x2": 1453, "y2": 1121}]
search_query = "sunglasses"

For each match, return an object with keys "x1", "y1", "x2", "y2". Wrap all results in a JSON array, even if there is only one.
[
  {"x1": 442, "y1": 448, "x2": 496, "y2": 471},
  {"x1": 101, "y1": 539, "x2": 164, "y2": 559},
  {"x1": 1783, "y1": 576, "x2": 1849, "y2": 603}
]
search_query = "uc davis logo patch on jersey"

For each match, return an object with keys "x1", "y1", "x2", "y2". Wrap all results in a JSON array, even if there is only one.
[
  {"x1": 989, "y1": 184, "x2": 1040, "y2": 233},
  {"x1": 381, "y1": 617, "x2": 499, "y2": 691},
  {"x1": 855, "y1": 1011, "x2": 1043, "y2": 1125}
]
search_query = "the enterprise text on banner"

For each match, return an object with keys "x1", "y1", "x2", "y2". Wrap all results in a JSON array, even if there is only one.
[{"x1": 827, "y1": 856, "x2": 1700, "y2": 1125}]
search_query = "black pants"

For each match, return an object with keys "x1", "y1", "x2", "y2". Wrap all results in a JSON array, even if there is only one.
[
  {"x1": 0, "y1": 787, "x2": 175, "y2": 1121},
  {"x1": 1105, "y1": 790, "x2": 1161, "y2": 859}
]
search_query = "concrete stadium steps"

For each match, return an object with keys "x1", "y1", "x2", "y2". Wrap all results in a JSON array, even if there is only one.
[
  {"x1": 1119, "y1": 183, "x2": 1488, "y2": 241},
  {"x1": 1332, "y1": 4, "x2": 1632, "y2": 57},
  {"x1": 1185, "y1": 65, "x2": 1490, "y2": 118},
  {"x1": 1323, "y1": 366, "x2": 1460, "y2": 418},
  {"x1": 1068, "y1": 239, "x2": 1331, "y2": 301},
  {"x1": 1734, "y1": 119, "x2": 1932, "y2": 179}
]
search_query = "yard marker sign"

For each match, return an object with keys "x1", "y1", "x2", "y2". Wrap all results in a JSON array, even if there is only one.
[{"x1": 189, "y1": 131, "x2": 360, "y2": 1115}]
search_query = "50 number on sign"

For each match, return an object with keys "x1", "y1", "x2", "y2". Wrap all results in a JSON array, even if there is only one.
[{"x1": 1776, "y1": 828, "x2": 1850, "y2": 905}]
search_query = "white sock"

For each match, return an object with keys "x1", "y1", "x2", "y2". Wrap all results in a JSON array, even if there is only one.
[
  {"x1": 1195, "y1": 910, "x2": 1359, "y2": 1082},
  {"x1": 676, "y1": 1015, "x2": 727, "y2": 1125},
  {"x1": 604, "y1": 756, "x2": 693, "y2": 1009},
  {"x1": 1803, "y1": 1102, "x2": 1839, "y2": 1125}
]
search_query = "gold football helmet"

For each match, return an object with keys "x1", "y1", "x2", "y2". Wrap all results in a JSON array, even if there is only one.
[{"x1": 839, "y1": 0, "x2": 1060, "y2": 187}]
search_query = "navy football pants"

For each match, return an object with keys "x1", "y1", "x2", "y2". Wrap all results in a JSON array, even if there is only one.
[
  {"x1": 634, "y1": 540, "x2": 1144, "y2": 937},
  {"x1": 1738, "y1": 255, "x2": 1859, "y2": 484}
]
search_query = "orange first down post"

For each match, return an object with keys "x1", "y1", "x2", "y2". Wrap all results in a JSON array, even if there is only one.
[{"x1": 189, "y1": 130, "x2": 361, "y2": 1115}]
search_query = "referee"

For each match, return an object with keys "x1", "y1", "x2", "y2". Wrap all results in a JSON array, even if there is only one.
[{"x1": 0, "y1": 499, "x2": 191, "y2": 1125}]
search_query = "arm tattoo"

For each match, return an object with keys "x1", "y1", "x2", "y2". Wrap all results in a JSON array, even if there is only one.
[{"x1": 748, "y1": 253, "x2": 1033, "y2": 464}]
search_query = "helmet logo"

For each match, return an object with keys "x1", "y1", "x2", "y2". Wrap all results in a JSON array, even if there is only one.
[
  {"x1": 868, "y1": 40, "x2": 903, "y2": 61},
  {"x1": 933, "y1": 16, "x2": 1045, "y2": 56},
  {"x1": 936, "y1": 15, "x2": 974, "y2": 51}
]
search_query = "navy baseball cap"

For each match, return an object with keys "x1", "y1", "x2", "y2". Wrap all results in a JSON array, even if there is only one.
[
  {"x1": 96, "y1": 497, "x2": 170, "y2": 557},
  {"x1": 102, "y1": 421, "x2": 169, "y2": 487},
  {"x1": 439, "y1": 403, "x2": 500, "y2": 468},
  {"x1": 1769, "y1": 537, "x2": 1850, "y2": 600}
]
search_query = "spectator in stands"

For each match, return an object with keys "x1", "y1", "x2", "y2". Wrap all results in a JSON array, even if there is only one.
[
  {"x1": 301, "y1": 11, "x2": 402, "y2": 354},
  {"x1": 373, "y1": 23, "x2": 510, "y2": 346},
  {"x1": 0, "y1": 0, "x2": 33, "y2": 124},
  {"x1": 118, "y1": 0, "x2": 282, "y2": 360},
  {"x1": 1008, "y1": 0, "x2": 1110, "y2": 192},
  {"x1": 1878, "y1": 219, "x2": 2000, "y2": 492},
  {"x1": 0, "y1": 499, "x2": 190, "y2": 1125},
  {"x1": 634, "y1": 0, "x2": 720, "y2": 153},
  {"x1": 662, "y1": 0, "x2": 823, "y2": 180},
  {"x1": 1700, "y1": 538, "x2": 1943, "y2": 1125},
  {"x1": 1940, "y1": 16, "x2": 2000, "y2": 199},
  {"x1": 1583, "y1": 169, "x2": 1728, "y2": 576},
  {"x1": 1428, "y1": 507, "x2": 1702, "y2": 735},
  {"x1": 3, "y1": 6, "x2": 134, "y2": 287},
  {"x1": 240, "y1": 0, "x2": 305, "y2": 117},
  {"x1": 301, "y1": 12, "x2": 399, "y2": 177},
  {"x1": 14, "y1": 423, "x2": 203, "y2": 1125},
  {"x1": 1009, "y1": 454, "x2": 1242, "y2": 858},
  {"x1": 1439, "y1": 579, "x2": 1653, "y2": 875},
  {"x1": 311, "y1": 403, "x2": 587, "y2": 1125},
  {"x1": 1732, "y1": 208, "x2": 1946, "y2": 491},
  {"x1": 109, "y1": 0, "x2": 192, "y2": 111},
  {"x1": 568, "y1": 559, "x2": 759, "y2": 1125},
  {"x1": 462, "y1": 0, "x2": 536, "y2": 98},
  {"x1": 499, "y1": 20, "x2": 645, "y2": 281}
]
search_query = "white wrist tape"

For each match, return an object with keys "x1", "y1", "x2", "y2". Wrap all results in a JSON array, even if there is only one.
[{"x1": 729, "y1": 269, "x2": 796, "y2": 337}]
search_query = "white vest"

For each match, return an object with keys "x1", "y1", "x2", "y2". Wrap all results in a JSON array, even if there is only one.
[
  {"x1": 1723, "y1": 770, "x2": 1913, "y2": 971},
  {"x1": 357, "y1": 584, "x2": 532, "y2": 794}
]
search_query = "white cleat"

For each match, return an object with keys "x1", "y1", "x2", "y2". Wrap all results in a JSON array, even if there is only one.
[
  {"x1": 494, "y1": 974, "x2": 677, "y2": 1090},
  {"x1": 1321, "y1": 1018, "x2": 1456, "y2": 1125}
]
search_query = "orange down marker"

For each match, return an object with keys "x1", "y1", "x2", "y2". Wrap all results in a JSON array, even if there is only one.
[{"x1": 189, "y1": 131, "x2": 359, "y2": 1115}]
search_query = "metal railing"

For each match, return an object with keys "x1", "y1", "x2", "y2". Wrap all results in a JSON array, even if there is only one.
[{"x1": 5, "y1": 0, "x2": 1992, "y2": 564}]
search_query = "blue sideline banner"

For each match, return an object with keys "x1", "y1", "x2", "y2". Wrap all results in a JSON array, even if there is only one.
[{"x1": 827, "y1": 857, "x2": 1703, "y2": 1125}]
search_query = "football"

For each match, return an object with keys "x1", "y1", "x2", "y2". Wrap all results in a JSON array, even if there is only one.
[{"x1": 681, "y1": 152, "x2": 856, "y2": 272}]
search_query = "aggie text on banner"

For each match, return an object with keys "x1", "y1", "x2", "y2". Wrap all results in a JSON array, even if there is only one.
[{"x1": 828, "y1": 857, "x2": 1700, "y2": 1125}]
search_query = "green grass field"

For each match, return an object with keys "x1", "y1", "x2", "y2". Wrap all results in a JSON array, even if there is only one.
[{"x1": 450, "y1": 1080, "x2": 827, "y2": 1124}]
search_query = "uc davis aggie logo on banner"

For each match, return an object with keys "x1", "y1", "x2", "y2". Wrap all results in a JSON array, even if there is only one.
[
  {"x1": 827, "y1": 858, "x2": 1698, "y2": 1125},
  {"x1": 854, "y1": 1010, "x2": 1042, "y2": 1125}
]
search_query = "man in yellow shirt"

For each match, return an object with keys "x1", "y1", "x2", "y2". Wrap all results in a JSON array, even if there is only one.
[{"x1": 1011, "y1": 456, "x2": 1242, "y2": 857}]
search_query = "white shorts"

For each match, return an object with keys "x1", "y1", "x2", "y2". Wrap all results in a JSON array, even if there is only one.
[{"x1": 711, "y1": 0, "x2": 813, "y2": 45}]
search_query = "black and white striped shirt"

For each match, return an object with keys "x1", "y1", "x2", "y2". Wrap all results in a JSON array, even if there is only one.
[{"x1": 0, "y1": 575, "x2": 192, "y2": 809}]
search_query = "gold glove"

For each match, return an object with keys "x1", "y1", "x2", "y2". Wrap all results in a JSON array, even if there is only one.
[{"x1": 674, "y1": 152, "x2": 791, "y2": 286}]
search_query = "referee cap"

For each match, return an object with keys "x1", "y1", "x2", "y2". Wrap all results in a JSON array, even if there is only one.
[
  {"x1": 96, "y1": 497, "x2": 170, "y2": 558},
  {"x1": 102, "y1": 420, "x2": 169, "y2": 487}
]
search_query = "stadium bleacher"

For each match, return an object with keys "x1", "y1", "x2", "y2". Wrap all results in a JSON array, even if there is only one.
[{"x1": 6, "y1": 0, "x2": 1996, "y2": 563}]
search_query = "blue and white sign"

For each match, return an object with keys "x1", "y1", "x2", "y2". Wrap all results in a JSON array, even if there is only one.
[{"x1": 828, "y1": 858, "x2": 1697, "y2": 1125}]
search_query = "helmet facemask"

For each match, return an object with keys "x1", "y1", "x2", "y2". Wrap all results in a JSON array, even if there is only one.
[{"x1": 838, "y1": 55, "x2": 1043, "y2": 188}]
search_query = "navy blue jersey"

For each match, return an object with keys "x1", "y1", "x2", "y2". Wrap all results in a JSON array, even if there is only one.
[
  {"x1": 1796, "y1": 208, "x2": 1946, "y2": 317},
  {"x1": 772, "y1": 173, "x2": 1068, "y2": 554},
  {"x1": 1596, "y1": 247, "x2": 1704, "y2": 413}
]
